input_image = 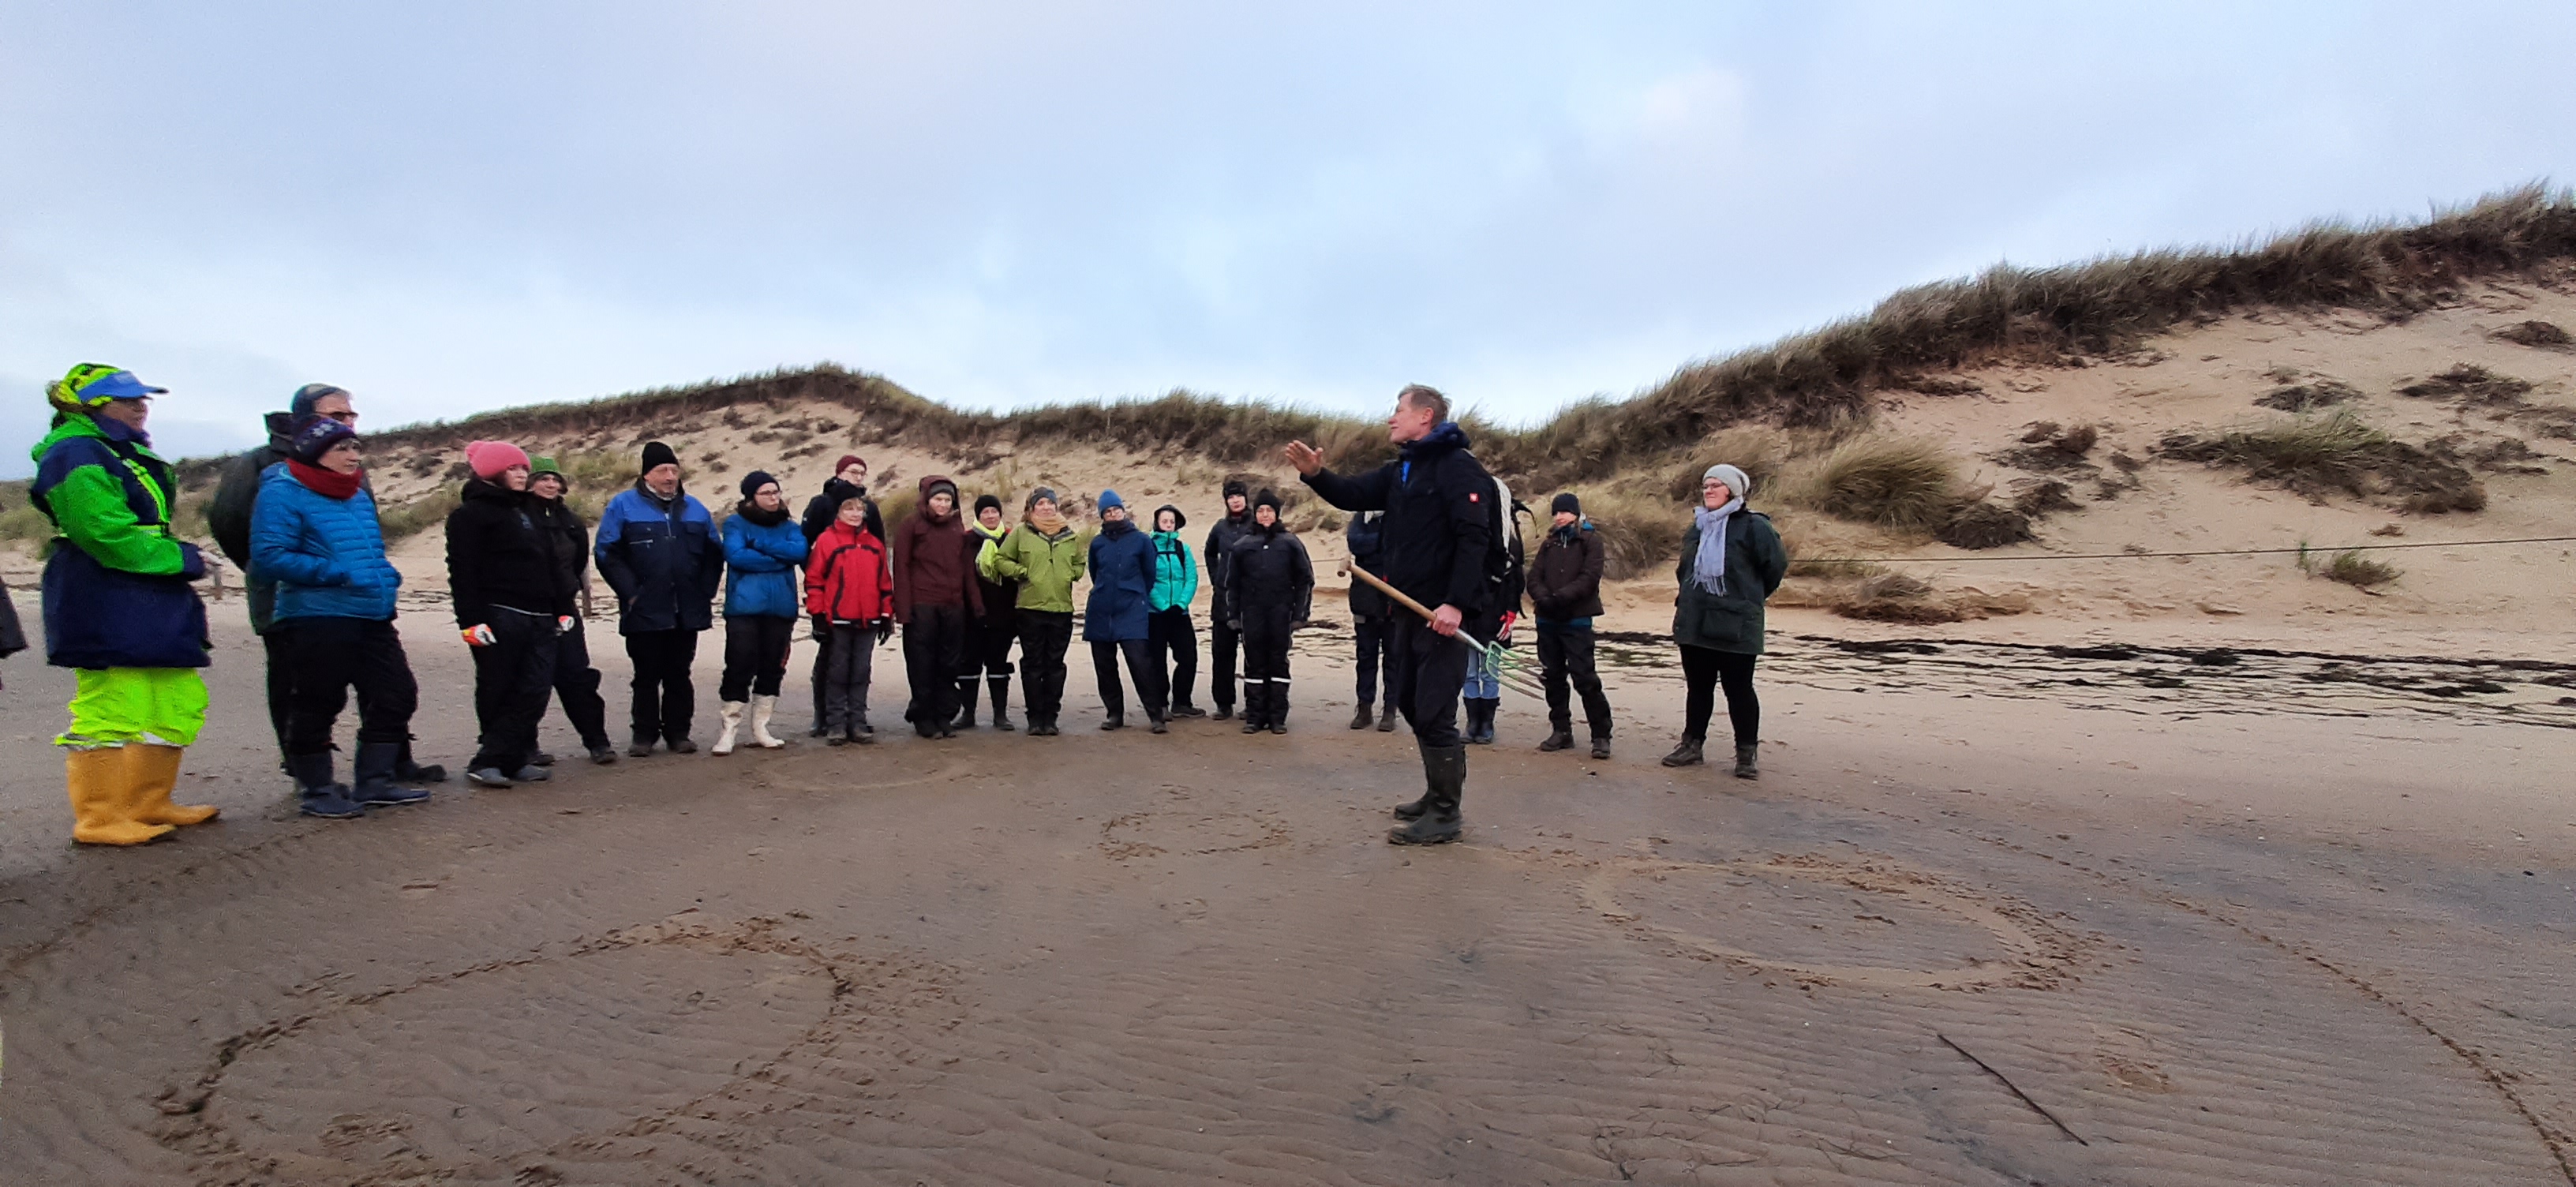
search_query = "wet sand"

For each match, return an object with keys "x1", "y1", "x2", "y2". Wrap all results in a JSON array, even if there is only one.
[{"x1": 3, "y1": 605, "x2": 2573, "y2": 1185}]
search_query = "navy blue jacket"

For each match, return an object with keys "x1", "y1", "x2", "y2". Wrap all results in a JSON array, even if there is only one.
[
  {"x1": 29, "y1": 415, "x2": 208, "y2": 669},
  {"x1": 1083, "y1": 519, "x2": 1155, "y2": 642},
  {"x1": 594, "y1": 482, "x2": 723, "y2": 635}
]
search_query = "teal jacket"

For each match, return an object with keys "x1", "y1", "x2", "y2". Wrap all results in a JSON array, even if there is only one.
[{"x1": 1150, "y1": 530, "x2": 1198, "y2": 612}]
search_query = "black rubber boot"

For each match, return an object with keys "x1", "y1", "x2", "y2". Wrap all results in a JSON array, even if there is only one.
[
  {"x1": 1388, "y1": 744, "x2": 1465, "y2": 844},
  {"x1": 989, "y1": 676, "x2": 1016, "y2": 732},
  {"x1": 1537, "y1": 728, "x2": 1574, "y2": 752},
  {"x1": 955, "y1": 679, "x2": 979, "y2": 728},
  {"x1": 1733, "y1": 743, "x2": 1759, "y2": 780},
  {"x1": 1350, "y1": 702, "x2": 1374, "y2": 730},
  {"x1": 1661, "y1": 736, "x2": 1705, "y2": 767},
  {"x1": 353, "y1": 741, "x2": 430, "y2": 807},
  {"x1": 1377, "y1": 705, "x2": 1398, "y2": 732},
  {"x1": 292, "y1": 752, "x2": 364, "y2": 819},
  {"x1": 396, "y1": 738, "x2": 447, "y2": 784},
  {"x1": 1267, "y1": 683, "x2": 1288, "y2": 735}
]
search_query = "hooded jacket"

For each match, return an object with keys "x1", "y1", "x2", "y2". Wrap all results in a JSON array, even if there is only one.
[
  {"x1": 1223, "y1": 519, "x2": 1313, "y2": 622},
  {"x1": 595, "y1": 480, "x2": 723, "y2": 635},
  {"x1": 1526, "y1": 520, "x2": 1606, "y2": 622},
  {"x1": 805, "y1": 519, "x2": 890, "y2": 623},
  {"x1": 983, "y1": 518, "x2": 1087, "y2": 614},
  {"x1": 446, "y1": 477, "x2": 573, "y2": 628},
  {"x1": 968, "y1": 519, "x2": 1017, "y2": 626},
  {"x1": 30, "y1": 414, "x2": 210, "y2": 669},
  {"x1": 1671, "y1": 511, "x2": 1788, "y2": 655},
  {"x1": 799, "y1": 477, "x2": 884, "y2": 545},
  {"x1": 722, "y1": 500, "x2": 807, "y2": 618},
  {"x1": 1342, "y1": 511, "x2": 1390, "y2": 620},
  {"x1": 1149, "y1": 507, "x2": 1198, "y2": 612},
  {"x1": 1084, "y1": 516, "x2": 1156, "y2": 642},
  {"x1": 1298, "y1": 421, "x2": 1497, "y2": 616},
  {"x1": 891, "y1": 476, "x2": 983, "y2": 623},
  {"x1": 252, "y1": 462, "x2": 400, "y2": 623}
]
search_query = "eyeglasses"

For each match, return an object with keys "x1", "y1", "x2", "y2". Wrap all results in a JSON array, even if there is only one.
[{"x1": 326, "y1": 410, "x2": 360, "y2": 425}]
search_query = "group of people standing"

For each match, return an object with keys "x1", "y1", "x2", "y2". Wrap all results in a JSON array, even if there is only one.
[{"x1": 24, "y1": 366, "x2": 1785, "y2": 850}]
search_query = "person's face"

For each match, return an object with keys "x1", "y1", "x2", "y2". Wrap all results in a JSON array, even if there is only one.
[
  {"x1": 1102, "y1": 505, "x2": 1128, "y2": 524},
  {"x1": 1032, "y1": 496, "x2": 1058, "y2": 519},
  {"x1": 1552, "y1": 510, "x2": 1577, "y2": 529},
  {"x1": 1225, "y1": 492, "x2": 1247, "y2": 515},
  {"x1": 309, "y1": 394, "x2": 357, "y2": 426},
  {"x1": 839, "y1": 462, "x2": 867, "y2": 486},
  {"x1": 501, "y1": 464, "x2": 532, "y2": 492},
  {"x1": 320, "y1": 438, "x2": 363, "y2": 475},
  {"x1": 1255, "y1": 504, "x2": 1277, "y2": 528},
  {"x1": 531, "y1": 474, "x2": 565, "y2": 500},
  {"x1": 98, "y1": 397, "x2": 151, "y2": 431},
  {"x1": 837, "y1": 500, "x2": 867, "y2": 526},
  {"x1": 1155, "y1": 509, "x2": 1178, "y2": 532},
  {"x1": 979, "y1": 505, "x2": 1002, "y2": 530},
  {"x1": 754, "y1": 482, "x2": 783, "y2": 512},
  {"x1": 645, "y1": 463, "x2": 681, "y2": 495},
  {"x1": 928, "y1": 492, "x2": 955, "y2": 517},
  {"x1": 1387, "y1": 393, "x2": 1436, "y2": 444},
  {"x1": 1702, "y1": 478, "x2": 1733, "y2": 509}
]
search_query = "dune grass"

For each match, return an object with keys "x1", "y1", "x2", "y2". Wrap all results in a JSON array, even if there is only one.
[
  {"x1": 2298, "y1": 542, "x2": 2402, "y2": 590},
  {"x1": 1794, "y1": 436, "x2": 1964, "y2": 534},
  {"x1": 2158, "y1": 409, "x2": 2487, "y2": 513}
]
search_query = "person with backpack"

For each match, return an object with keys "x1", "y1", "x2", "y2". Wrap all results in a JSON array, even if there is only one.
[
  {"x1": 253, "y1": 414, "x2": 431, "y2": 817},
  {"x1": 891, "y1": 475, "x2": 982, "y2": 738},
  {"x1": 595, "y1": 440, "x2": 724, "y2": 756},
  {"x1": 1201, "y1": 479, "x2": 1253, "y2": 719},
  {"x1": 1286, "y1": 384, "x2": 1499, "y2": 845},
  {"x1": 1085, "y1": 489, "x2": 1167, "y2": 732},
  {"x1": 957, "y1": 493, "x2": 1017, "y2": 730},
  {"x1": 713, "y1": 470, "x2": 804, "y2": 755},
  {"x1": 446, "y1": 440, "x2": 575, "y2": 788},
  {"x1": 1525, "y1": 492, "x2": 1614, "y2": 758},
  {"x1": 981, "y1": 487, "x2": 1085, "y2": 736},
  {"x1": 526, "y1": 457, "x2": 617, "y2": 765},
  {"x1": 1664, "y1": 463, "x2": 1788, "y2": 777},
  {"x1": 29, "y1": 365, "x2": 219, "y2": 844},
  {"x1": 1222, "y1": 490, "x2": 1312, "y2": 734},
  {"x1": 799, "y1": 455, "x2": 883, "y2": 736},
  {"x1": 1458, "y1": 481, "x2": 1526, "y2": 746},
  {"x1": 1148, "y1": 504, "x2": 1206, "y2": 718},
  {"x1": 1343, "y1": 510, "x2": 1399, "y2": 732},
  {"x1": 804, "y1": 489, "x2": 891, "y2": 744}
]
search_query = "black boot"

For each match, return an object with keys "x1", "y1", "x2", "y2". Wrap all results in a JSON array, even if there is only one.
[
  {"x1": 955, "y1": 679, "x2": 979, "y2": 728},
  {"x1": 1537, "y1": 727, "x2": 1574, "y2": 752},
  {"x1": 1388, "y1": 744, "x2": 1465, "y2": 844},
  {"x1": 1377, "y1": 704, "x2": 1398, "y2": 732},
  {"x1": 1267, "y1": 681, "x2": 1288, "y2": 734},
  {"x1": 1733, "y1": 743, "x2": 1760, "y2": 779},
  {"x1": 292, "y1": 752, "x2": 364, "y2": 819},
  {"x1": 989, "y1": 676, "x2": 1016, "y2": 732},
  {"x1": 395, "y1": 738, "x2": 447, "y2": 784},
  {"x1": 1350, "y1": 702, "x2": 1374, "y2": 729},
  {"x1": 1661, "y1": 736, "x2": 1705, "y2": 767},
  {"x1": 353, "y1": 742, "x2": 430, "y2": 807}
]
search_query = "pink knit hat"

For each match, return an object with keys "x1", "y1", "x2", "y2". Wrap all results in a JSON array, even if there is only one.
[{"x1": 465, "y1": 440, "x2": 530, "y2": 480}]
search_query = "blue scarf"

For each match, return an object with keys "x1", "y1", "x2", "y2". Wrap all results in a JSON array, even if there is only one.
[{"x1": 1691, "y1": 499, "x2": 1743, "y2": 594}]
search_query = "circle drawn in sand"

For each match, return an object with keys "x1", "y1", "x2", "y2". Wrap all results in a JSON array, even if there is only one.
[
  {"x1": 1099, "y1": 810, "x2": 1290, "y2": 860},
  {"x1": 1581, "y1": 855, "x2": 2080, "y2": 989}
]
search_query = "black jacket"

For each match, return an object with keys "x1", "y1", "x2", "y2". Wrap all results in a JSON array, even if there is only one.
[
  {"x1": 1343, "y1": 511, "x2": 1390, "y2": 620},
  {"x1": 1203, "y1": 509, "x2": 1255, "y2": 620},
  {"x1": 800, "y1": 478, "x2": 884, "y2": 545},
  {"x1": 444, "y1": 479, "x2": 573, "y2": 628},
  {"x1": 1526, "y1": 522, "x2": 1605, "y2": 620},
  {"x1": 531, "y1": 495, "x2": 592, "y2": 608},
  {"x1": 1299, "y1": 421, "x2": 1497, "y2": 618},
  {"x1": 1225, "y1": 523, "x2": 1314, "y2": 621}
]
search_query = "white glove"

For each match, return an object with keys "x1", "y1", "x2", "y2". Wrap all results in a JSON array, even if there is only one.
[
  {"x1": 557, "y1": 616, "x2": 577, "y2": 634},
  {"x1": 462, "y1": 623, "x2": 497, "y2": 648}
]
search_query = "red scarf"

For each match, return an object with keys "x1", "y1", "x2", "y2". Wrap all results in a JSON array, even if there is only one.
[{"x1": 288, "y1": 459, "x2": 365, "y2": 500}]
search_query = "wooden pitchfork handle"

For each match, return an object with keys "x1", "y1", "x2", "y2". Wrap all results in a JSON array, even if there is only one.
[{"x1": 1341, "y1": 561, "x2": 1545, "y2": 701}]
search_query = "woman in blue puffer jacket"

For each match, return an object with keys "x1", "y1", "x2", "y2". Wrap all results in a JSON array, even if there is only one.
[
  {"x1": 714, "y1": 470, "x2": 806, "y2": 754},
  {"x1": 250, "y1": 414, "x2": 427, "y2": 818}
]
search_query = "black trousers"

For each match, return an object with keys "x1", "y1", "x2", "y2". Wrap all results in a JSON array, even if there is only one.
[
  {"x1": 822, "y1": 623, "x2": 877, "y2": 732},
  {"x1": 1017, "y1": 610, "x2": 1074, "y2": 724},
  {"x1": 1351, "y1": 616, "x2": 1401, "y2": 706},
  {"x1": 1240, "y1": 604, "x2": 1294, "y2": 722},
  {"x1": 1679, "y1": 644, "x2": 1759, "y2": 747},
  {"x1": 1538, "y1": 624, "x2": 1615, "y2": 738},
  {"x1": 963, "y1": 613, "x2": 1017, "y2": 680},
  {"x1": 278, "y1": 617, "x2": 418, "y2": 755},
  {"x1": 1387, "y1": 616, "x2": 1470, "y2": 747},
  {"x1": 263, "y1": 629, "x2": 294, "y2": 758},
  {"x1": 902, "y1": 603, "x2": 968, "y2": 725},
  {"x1": 1208, "y1": 614, "x2": 1241, "y2": 710},
  {"x1": 472, "y1": 611, "x2": 560, "y2": 770},
  {"x1": 807, "y1": 614, "x2": 832, "y2": 729},
  {"x1": 1091, "y1": 637, "x2": 1168, "y2": 722},
  {"x1": 626, "y1": 628, "x2": 701, "y2": 745},
  {"x1": 719, "y1": 614, "x2": 796, "y2": 702},
  {"x1": 550, "y1": 619, "x2": 612, "y2": 751},
  {"x1": 1148, "y1": 607, "x2": 1199, "y2": 709}
]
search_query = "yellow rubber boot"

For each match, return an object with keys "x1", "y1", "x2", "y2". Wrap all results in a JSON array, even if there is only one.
[
  {"x1": 67, "y1": 748, "x2": 174, "y2": 846},
  {"x1": 128, "y1": 743, "x2": 217, "y2": 826}
]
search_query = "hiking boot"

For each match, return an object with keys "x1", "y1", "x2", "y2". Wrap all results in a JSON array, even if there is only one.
[
  {"x1": 627, "y1": 740, "x2": 656, "y2": 758},
  {"x1": 1377, "y1": 706, "x2": 1398, "y2": 732},
  {"x1": 1590, "y1": 736, "x2": 1612, "y2": 761},
  {"x1": 530, "y1": 751, "x2": 556, "y2": 767},
  {"x1": 510, "y1": 765, "x2": 552, "y2": 783},
  {"x1": 1267, "y1": 722, "x2": 1287, "y2": 735},
  {"x1": 1212, "y1": 704, "x2": 1233, "y2": 721},
  {"x1": 352, "y1": 743, "x2": 429, "y2": 807},
  {"x1": 589, "y1": 746, "x2": 619, "y2": 765},
  {"x1": 1100, "y1": 714, "x2": 1124, "y2": 731},
  {"x1": 1241, "y1": 717, "x2": 1264, "y2": 734},
  {"x1": 466, "y1": 767, "x2": 514, "y2": 788},
  {"x1": 1170, "y1": 703, "x2": 1207, "y2": 718},
  {"x1": 667, "y1": 737, "x2": 698, "y2": 755},
  {"x1": 1151, "y1": 717, "x2": 1169, "y2": 734},
  {"x1": 1537, "y1": 728, "x2": 1574, "y2": 752},
  {"x1": 1660, "y1": 738, "x2": 1704, "y2": 768},
  {"x1": 1733, "y1": 743, "x2": 1759, "y2": 780},
  {"x1": 1350, "y1": 703, "x2": 1375, "y2": 729},
  {"x1": 826, "y1": 733, "x2": 849, "y2": 747}
]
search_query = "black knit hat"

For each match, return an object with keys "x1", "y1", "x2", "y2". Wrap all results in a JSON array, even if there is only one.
[
  {"x1": 1222, "y1": 479, "x2": 1249, "y2": 499},
  {"x1": 973, "y1": 493, "x2": 1002, "y2": 516},
  {"x1": 1252, "y1": 488, "x2": 1282, "y2": 511},
  {"x1": 739, "y1": 470, "x2": 777, "y2": 500},
  {"x1": 1552, "y1": 492, "x2": 1581, "y2": 516},
  {"x1": 1152, "y1": 504, "x2": 1187, "y2": 531},
  {"x1": 640, "y1": 440, "x2": 679, "y2": 475},
  {"x1": 1026, "y1": 485, "x2": 1058, "y2": 511},
  {"x1": 286, "y1": 414, "x2": 356, "y2": 465}
]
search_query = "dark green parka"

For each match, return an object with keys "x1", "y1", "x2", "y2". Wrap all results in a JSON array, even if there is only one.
[{"x1": 1672, "y1": 511, "x2": 1788, "y2": 655}]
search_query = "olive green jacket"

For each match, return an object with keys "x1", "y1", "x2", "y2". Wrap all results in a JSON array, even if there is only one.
[
  {"x1": 1672, "y1": 511, "x2": 1788, "y2": 655},
  {"x1": 981, "y1": 522, "x2": 1088, "y2": 614}
]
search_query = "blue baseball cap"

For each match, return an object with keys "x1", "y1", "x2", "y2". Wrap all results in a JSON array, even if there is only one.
[{"x1": 76, "y1": 369, "x2": 167, "y2": 400}]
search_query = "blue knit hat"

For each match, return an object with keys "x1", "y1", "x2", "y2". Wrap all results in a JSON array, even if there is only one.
[
  {"x1": 287, "y1": 413, "x2": 357, "y2": 465},
  {"x1": 1096, "y1": 489, "x2": 1125, "y2": 513}
]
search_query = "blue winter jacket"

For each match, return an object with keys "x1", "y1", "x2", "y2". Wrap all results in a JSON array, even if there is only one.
[
  {"x1": 595, "y1": 483, "x2": 723, "y2": 635},
  {"x1": 1084, "y1": 519, "x2": 1155, "y2": 642},
  {"x1": 722, "y1": 508, "x2": 807, "y2": 619},
  {"x1": 249, "y1": 463, "x2": 401, "y2": 623},
  {"x1": 28, "y1": 414, "x2": 209, "y2": 669}
]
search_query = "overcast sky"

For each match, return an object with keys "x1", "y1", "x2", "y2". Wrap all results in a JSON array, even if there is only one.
[{"x1": 4, "y1": 1, "x2": 2570, "y2": 472}]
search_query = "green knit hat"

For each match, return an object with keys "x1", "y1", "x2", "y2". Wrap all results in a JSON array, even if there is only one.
[{"x1": 530, "y1": 456, "x2": 566, "y2": 484}]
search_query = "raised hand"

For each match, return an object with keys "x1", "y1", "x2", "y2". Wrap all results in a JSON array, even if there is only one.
[{"x1": 1282, "y1": 440, "x2": 1324, "y2": 476}]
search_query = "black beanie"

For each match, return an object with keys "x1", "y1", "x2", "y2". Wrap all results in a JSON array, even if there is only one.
[
  {"x1": 1552, "y1": 492, "x2": 1581, "y2": 516},
  {"x1": 974, "y1": 493, "x2": 1002, "y2": 517},
  {"x1": 1253, "y1": 488, "x2": 1282, "y2": 511},
  {"x1": 739, "y1": 470, "x2": 777, "y2": 500},
  {"x1": 641, "y1": 440, "x2": 679, "y2": 475},
  {"x1": 286, "y1": 414, "x2": 357, "y2": 466},
  {"x1": 1222, "y1": 479, "x2": 1249, "y2": 499}
]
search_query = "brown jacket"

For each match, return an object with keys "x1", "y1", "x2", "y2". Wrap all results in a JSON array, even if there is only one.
[
  {"x1": 890, "y1": 475, "x2": 984, "y2": 623},
  {"x1": 1524, "y1": 522, "x2": 1604, "y2": 620}
]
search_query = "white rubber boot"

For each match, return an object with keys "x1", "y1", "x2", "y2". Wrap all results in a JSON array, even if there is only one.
[
  {"x1": 749, "y1": 695, "x2": 785, "y2": 749},
  {"x1": 712, "y1": 701, "x2": 746, "y2": 756}
]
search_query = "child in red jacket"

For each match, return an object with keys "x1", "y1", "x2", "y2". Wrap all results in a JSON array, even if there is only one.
[{"x1": 806, "y1": 496, "x2": 891, "y2": 744}]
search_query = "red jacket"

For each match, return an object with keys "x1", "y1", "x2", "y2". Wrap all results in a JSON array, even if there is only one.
[{"x1": 805, "y1": 520, "x2": 890, "y2": 623}]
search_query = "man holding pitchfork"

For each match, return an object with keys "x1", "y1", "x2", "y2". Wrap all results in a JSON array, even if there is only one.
[{"x1": 1285, "y1": 384, "x2": 1501, "y2": 845}]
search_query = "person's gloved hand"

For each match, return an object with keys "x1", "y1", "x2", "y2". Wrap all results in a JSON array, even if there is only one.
[
  {"x1": 873, "y1": 616, "x2": 893, "y2": 645},
  {"x1": 557, "y1": 616, "x2": 577, "y2": 634},
  {"x1": 1497, "y1": 610, "x2": 1518, "y2": 646},
  {"x1": 462, "y1": 623, "x2": 497, "y2": 647}
]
